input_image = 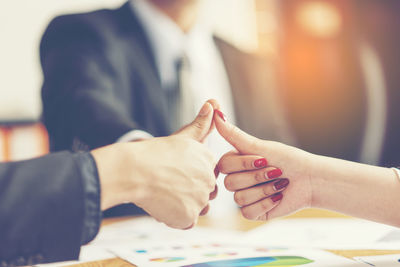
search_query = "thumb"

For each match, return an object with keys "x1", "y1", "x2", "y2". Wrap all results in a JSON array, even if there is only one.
[
  {"x1": 214, "y1": 110, "x2": 259, "y2": 154},
  {"x1": 174, "y1": 102, "x2": 214, "y2": 142}
]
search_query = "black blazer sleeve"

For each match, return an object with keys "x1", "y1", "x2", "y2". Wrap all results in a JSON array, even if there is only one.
[
  {"x1": 0, "y1": 152, "x2": 86, "y2": 265},
  {"x1": 40, "y1": 14, "x2": 140, "y2": 151}
]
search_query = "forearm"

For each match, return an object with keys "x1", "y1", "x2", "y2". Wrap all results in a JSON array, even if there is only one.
[{"x1": 311, "y1": 154, "x2": 400, "y2": 227}]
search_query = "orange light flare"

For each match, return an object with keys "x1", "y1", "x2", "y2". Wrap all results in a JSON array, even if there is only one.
[
  {"x1": 280, "y1": 0, "x2": 351, "y2": 97},
  {"x1": 296, "y1": 1, "x2": 343, "y2": 39}
]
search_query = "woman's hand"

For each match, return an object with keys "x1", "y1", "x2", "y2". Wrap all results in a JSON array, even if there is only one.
[
  {"x1": 214, "y1": 110, "x2": 315, "y2": 221},
  {"x1": 214, "y1": 110, "x2": 400, "y2": 227}
]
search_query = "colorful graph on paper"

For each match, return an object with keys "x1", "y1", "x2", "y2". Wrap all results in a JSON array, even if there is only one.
[
  {"x1": 150, "y1": 257, "x2": 186, "y2": 263},
  {"x1": 182, "y1": 256, "x2": 313, "y2": 267},
  {"x1": 111, "y1": 241, "x2": 367, "y2": 267}
]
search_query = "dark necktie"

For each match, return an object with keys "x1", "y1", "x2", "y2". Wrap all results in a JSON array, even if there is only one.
[{"x1": 166, "y1": 54, "x2": 196, "y2": 132}]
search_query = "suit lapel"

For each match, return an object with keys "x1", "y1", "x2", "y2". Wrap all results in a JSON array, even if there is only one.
[{"x1": 115, "y1": 3, "x2": 174, "y2": 134}]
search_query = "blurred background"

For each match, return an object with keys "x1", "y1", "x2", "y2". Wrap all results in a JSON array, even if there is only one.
[{"x1": 1, "y1": 0, "x2": 400, "y2": 166}]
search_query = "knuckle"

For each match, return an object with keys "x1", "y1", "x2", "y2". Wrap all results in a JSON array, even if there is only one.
[
  {"x1": 200, "y1": 193, "x2": 209, "y2": 206},
  {"x1": 189, "y1": 210, "x2": 199, "y2": 224},
  {"x1": 195, "y1": 190, "x2": 208, "y2": 207},
  {"x1": 260, "y1": 199, "x2": 271, "y2": 211},
  {"x1": 262, "y1": 185, "x2": 272, "y2": 196},
  {"x1": 217, "y1": 158, "x2": 229, "y2": 174},
  {"x1": 255, "y1": 171, "x2": 265, "y2": 183},
  {"x1": 224, "y1": 176, "x2": 234, "y2": 191},
  {"x1": 218, "y1": 152, "x2": 235, "y2": 174},
  {"x1": 182, "y1": 207, "x2": 197, "y2": 226},
  {"x1": 220, "y1": 153, "x2": 230, "y2": 162},
  {"x1": 192, "y1": 120, "x2": 204, "y2": 131},
  {"x1": 242, "y1": 159, "x2": 249, "y2": 170},
  {"x1": 200, "y1": 173, "x2": 215, "y2": 191},
  {"x1": 217, "y1": 162, "x2": 227, "y2": 174},
  {"x1": 258, "y1": 213, "x2": 269, "y2": 221},
  {"x1": 241, "y1": 208, "x2": 255, "y2": 220},
  {"x1": 234, "y1": 192, "x2": 245, "y2": 206}
]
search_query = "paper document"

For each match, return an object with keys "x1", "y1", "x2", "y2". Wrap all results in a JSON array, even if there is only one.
[
  {"x1": 243, "y1": 218, "x2": 400, "y2": 249},
  {"x1": 111, "y1": 242, "x2": 366, "y2": 267},
  {"x1": 354, "y1": 254, "x2": 400, "y2": 267}
]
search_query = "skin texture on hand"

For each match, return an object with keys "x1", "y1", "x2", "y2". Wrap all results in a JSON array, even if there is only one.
[
  {"x1": 92, "y1": 101, "x2": 218, "y2": 230},
  {"x1": 124, "y1": 135, "x2": 216, "y2": 229},
  {"x1": 214, "y1": 111, "x2": 314, "y2": 221}
]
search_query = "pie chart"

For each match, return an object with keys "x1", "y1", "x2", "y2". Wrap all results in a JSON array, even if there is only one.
[{"x1": 182, "y1": 256, "x2": 313, "y2": 267}]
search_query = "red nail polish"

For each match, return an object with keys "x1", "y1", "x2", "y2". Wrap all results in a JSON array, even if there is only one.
[
  {"x1": 273, "y1": 178, "x2": 290, "y2": 191},
  {"x1": 271, "y1": 193, "x2": 283, "y2": 203},
  {"x1": 254, "y1": 158, "x2": 267, "y2": 168},
  {"x1": 215, "y1": 109, "x2": 226, "y2": 122},
  {"x1": 267, "y1": 169, "x2": 282, "y2": 179}
]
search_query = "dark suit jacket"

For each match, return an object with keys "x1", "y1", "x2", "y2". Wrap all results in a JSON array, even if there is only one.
[
  {"x1": 0, "y1": 152, "x2": 85, "y2": 265},
  {"x1": 40, "y1": 2, "x2": 292, "y2": 152}
]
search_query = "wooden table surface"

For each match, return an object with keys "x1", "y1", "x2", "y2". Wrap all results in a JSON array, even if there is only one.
[{"x1": 70, "y1": 209, "x2": 400, "y2": 267}]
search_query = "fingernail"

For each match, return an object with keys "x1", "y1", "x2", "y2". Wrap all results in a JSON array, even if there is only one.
[
  {"x1": 271, "y1": 192, "x2": 283, "y2": 203},
  {"x1": 254, "y1": 158, "x2": 268, "y2": 168},
  {"x1": 199, "y1": 102, "x2": 212, "y2": 116},
  {"x1": 215, "y1": 109, "x2": 226, "y2": 122},
  {"x1": 266, "y1": 168, "x2": 282, "y2": 179},
  {"x1": 273, "y1": 178, "x2": 290, "y2": 191}
]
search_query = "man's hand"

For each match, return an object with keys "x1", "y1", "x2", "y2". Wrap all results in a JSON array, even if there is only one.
[{"x1": 92, "y1": 102, "x2": 218, "y2": 229}]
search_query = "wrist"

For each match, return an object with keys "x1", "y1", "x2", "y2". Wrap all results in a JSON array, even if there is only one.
[
  {"x1": 116, "y1": 142, "x2": 149, "y2": 206},
  {"x1": 308, "y1": 153, "x2": 332, "y2": 209},
  {"x1": 91, "y1": 143, "x2": 143, "y2": 210},
  {"x1": 308, "y1": 154, "x2": 391, "y2": 211}
]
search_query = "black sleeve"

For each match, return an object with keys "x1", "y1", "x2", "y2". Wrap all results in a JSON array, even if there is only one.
[
  {"x1": 40, "y1": 15, "x2": 139, "y2": 151},
  {"x1": 0, "y1": 151, "x2": 93, "y2": 266}
]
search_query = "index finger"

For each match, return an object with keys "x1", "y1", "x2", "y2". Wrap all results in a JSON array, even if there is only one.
[
  {"x1": 214, "y1": 110, "x2": 259, "y2": 154},
  {"x1": 218, "y1": 152, "x2": 268, "y2": 174}
]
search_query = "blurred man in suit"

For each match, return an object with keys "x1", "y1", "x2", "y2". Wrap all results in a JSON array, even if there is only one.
[
  {"x1": 0, "y1": 101, "x2": 218, "y2": 266},
  {"x1": 40, "y1": 0, "x2": 293, "y2": 153}
]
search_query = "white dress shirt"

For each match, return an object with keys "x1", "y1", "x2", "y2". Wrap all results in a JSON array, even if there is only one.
[
  {"x1": 120, "y1": 0, "x2": 238, "y2": 216},
  {"x1": 121, "y1": 0, "x2": 237, "y2": 154}
]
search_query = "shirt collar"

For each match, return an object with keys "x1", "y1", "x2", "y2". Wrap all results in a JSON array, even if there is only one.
[
  {"x1": 130, "y1": 0, "x2": 187, "y2": 87},
  {"x1": 130, "y1": 0, "x2": 214, "y2": 88}
]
